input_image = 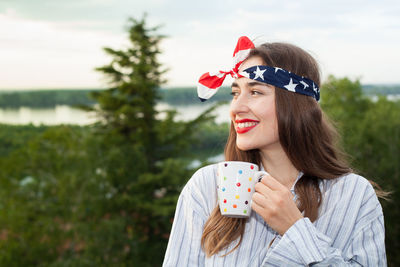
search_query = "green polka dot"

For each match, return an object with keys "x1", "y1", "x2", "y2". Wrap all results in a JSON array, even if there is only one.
[
  {"x1": 243, "y1": 210, "x2": 247, "y2": 214},
  {"x1": 224, "y1": 176, "x2": 227, "y2": 181}
]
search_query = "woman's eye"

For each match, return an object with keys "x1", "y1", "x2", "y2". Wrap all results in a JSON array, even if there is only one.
[
  {"x1": 230, "y1": 91, "x2": 239, "y2": 97},
  {"x1": 251, "y1": 90, "x2": 262, "y2": 95}
]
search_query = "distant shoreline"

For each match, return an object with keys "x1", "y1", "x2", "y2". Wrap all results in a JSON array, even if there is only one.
[{"x1": 0, "y1": 85, "x2": 399, "y2": 108}]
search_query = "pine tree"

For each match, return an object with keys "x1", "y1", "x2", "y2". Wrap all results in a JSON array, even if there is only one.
[{"x1": 87, "y1": 15, "x2": 216, "y2": 265}]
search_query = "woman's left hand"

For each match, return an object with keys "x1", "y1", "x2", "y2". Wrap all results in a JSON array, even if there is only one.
[{"x1": 251, "y1": 173, "x2": 303, "y2": 236}]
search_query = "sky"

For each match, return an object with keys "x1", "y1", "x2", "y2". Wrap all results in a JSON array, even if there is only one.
[{"x1": 0, "y1": 0, "x2": 399, "y2": 90}]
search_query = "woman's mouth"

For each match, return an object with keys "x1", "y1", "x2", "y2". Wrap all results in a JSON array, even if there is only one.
[{"x1": 235, "y1": 120, "x2": 259, "y2": 134}]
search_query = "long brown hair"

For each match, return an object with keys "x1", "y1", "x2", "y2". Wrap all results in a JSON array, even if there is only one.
[{"x1": 201, "y1": 42, "x2": 353, "y2": 257}]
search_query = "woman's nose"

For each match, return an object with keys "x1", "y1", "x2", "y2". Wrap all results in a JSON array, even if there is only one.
[{"x1": 230, "y1": 94, "x2": 250, "y2": 114}]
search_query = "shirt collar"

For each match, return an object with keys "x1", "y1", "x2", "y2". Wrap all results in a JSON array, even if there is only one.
[
  {"x1": 260, "y1": 163, "x2": 303, "y2": 194},
  {"x1": 291, "y1": 171, "x2": 304, "y2": 194}
]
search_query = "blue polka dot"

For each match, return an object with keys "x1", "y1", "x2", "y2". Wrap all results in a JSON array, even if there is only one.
[
  {"x1": 239, "y1": 170, "x2": 243, "y2": 174},
  {"x1": 222, "y1": 187, "x2": 226, "y2": 192}
]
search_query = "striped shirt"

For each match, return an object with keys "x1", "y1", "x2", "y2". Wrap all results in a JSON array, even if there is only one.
[{"x1": 163, "y1": 164, "x2": 386, "y2": 266}]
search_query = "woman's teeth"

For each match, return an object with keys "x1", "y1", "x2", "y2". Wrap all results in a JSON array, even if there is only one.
[{"x1": 237, "y1": 122, "x2": 258, "y2": 128}]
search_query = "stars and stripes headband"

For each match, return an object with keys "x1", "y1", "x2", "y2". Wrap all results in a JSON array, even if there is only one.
[{"x1": 197, "y1": 36, "x2": 320, "y2": 102}]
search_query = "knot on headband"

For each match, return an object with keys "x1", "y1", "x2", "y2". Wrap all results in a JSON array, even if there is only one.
[
  {"x1": 197, "y1": 36, "x2": 320, "y2": 102},
  {"x1": 197, "y1": 36, "x2": 255, "y2": 101}
]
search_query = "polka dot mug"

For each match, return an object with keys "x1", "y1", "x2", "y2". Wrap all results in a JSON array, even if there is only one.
[{"x1": 217, "y1": 161, "x2": 268, "y2": 218}]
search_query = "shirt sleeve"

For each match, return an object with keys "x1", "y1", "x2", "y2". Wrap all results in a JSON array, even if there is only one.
[
  {"x1": 261, "y1": 178, "x2": 387, "y2": 267},
  {"x1": 162, "y1": 168, "x2": 211, "y2": 267},
  {"x1": 262, "y1": 216, "x2": 386, "y2": 266}
]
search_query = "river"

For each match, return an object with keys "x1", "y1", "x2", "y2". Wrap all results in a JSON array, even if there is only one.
[
  {"x1": 1, "y1": 94, "x2": 399, "y2": 126},
  {"x1": 0, "y1": 103, "x2": 231, "y2": 126}
]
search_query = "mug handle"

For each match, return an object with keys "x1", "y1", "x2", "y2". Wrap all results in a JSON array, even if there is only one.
[{"x1": 255, "y1": 171, "x2": 269, "y2": 182}]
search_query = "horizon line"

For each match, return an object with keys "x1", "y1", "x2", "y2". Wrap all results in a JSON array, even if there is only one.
[{"x1": 1, "y1": 83, "x2": 400, "y2": 92}]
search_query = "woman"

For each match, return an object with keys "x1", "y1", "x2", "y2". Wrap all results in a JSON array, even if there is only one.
[{"x1": 163, "y1": 37, "x2": 387, "y2": 266}]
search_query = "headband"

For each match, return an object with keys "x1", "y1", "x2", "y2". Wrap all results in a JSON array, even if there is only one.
[{"x1": 197, "y1": 36, "x2": 320, "y2": 102}]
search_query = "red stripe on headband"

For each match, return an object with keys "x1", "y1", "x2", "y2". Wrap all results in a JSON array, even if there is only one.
[
  {"x1": 197, "y1": 36, "x2": 255, "y2": 101},
  {"x1": 232, "y1": 36, "x2": 255, "y2": 73}
]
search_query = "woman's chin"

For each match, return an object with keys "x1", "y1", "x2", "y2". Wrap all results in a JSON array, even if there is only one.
[{"x1": 236, "y1": 142, "x2": 257, "y2": 151}]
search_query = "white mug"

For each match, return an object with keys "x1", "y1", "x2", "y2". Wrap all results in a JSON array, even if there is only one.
[{"x1": 217, "y1": 161, "x2": 268, "y2": 218}]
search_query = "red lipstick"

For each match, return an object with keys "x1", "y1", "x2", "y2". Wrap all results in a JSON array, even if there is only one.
[
  {"x1": 235, "y1": 119, "x2": 259, "y2": 123},
  {"x1": 235, "y1": 119, "x2": 259, "y2": 134}
]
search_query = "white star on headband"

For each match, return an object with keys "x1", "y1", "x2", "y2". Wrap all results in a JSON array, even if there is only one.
[
  {"x1": 239, "y1": 71, "x2": 250, "y2": 78},
  {"x1": 300, "y1": 81, "x2": 309, "y2": 89},
  {"x1": 284, "y1": 78, "x2": 298, "y2": 92},
  {"x1": 253, "y1": 66, "x2": 266, "y2": 80},
  {"x1": 274, "y1": 67, "x2": 284, "y2": 73},
  {"x1": 313, "y1": 82, "x2": 319, "y2": 94}
]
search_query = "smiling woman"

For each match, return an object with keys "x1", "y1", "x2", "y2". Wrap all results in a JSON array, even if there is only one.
[
  {"x1": 163, "y1": 36, "x2": 387, "y2": 266},
  {"x1": 230, "y1": 58, "x2": 278, "y2": 152}
]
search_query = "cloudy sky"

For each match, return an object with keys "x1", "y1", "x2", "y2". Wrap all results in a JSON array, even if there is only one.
[{"x1": 1, "y1": 0, "x2": 399, "y2": 90}]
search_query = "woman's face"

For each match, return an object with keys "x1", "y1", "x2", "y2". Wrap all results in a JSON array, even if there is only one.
[{"x1": 229, "y1": 56, "x2": 280, "y2": 151}]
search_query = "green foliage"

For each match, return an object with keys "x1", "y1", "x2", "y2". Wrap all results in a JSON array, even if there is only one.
[
  {"x1": 191, "y1": 121, "x2": 229, "y2": 160},
  {"x1": 0, "y1": 126, "x2": 102, "y2": 266},
  {"x1": 321, "y1": 76, "x2": 400, "y2": 266},
  {"x1": 0, "y1": 120, "x2": 225, "y2": 266},
  {"x1": 0, "y1": 15, "x2": 221, "y2": 266},
  {"x1": 0, "y1": 90, "x2": 98, "y2": 108},
  {"x1": 321, "y1": 76, "x2": 371, "y2": 158},
  {"x1": 78, "y1": 15, "x2": 217, "y2": 265},
  {"x1": 0, "y1": 124, "x2": 48, "y2": 157}
]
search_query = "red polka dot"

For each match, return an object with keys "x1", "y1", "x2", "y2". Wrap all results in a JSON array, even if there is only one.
[
  {"x1": 248, "y1": 188, "x2": 251, "y2": 192},
  {"x1": 233, "y1": 204, "x2": 237, "y2": 208},
  {"x1": 236, "y1": 182, "x2": 241, "y2": 187},
  {"x1": 223, "y1": 199, "x2": 227, "y2": 203},
  {"x1": 250, "y1": 165, "x2": 254, "y2": 170}
]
